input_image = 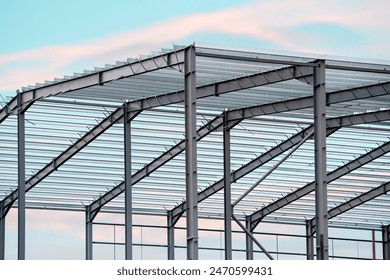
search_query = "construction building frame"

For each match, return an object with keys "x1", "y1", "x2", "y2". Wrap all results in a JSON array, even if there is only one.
[{"x1": 0, "y1": 43, "x2": 390, "y2": 260}]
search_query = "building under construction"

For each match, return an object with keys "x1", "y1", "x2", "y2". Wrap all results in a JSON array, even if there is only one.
[{"x1": 1, "y1": 43, "x2": 390, "y2": 260}]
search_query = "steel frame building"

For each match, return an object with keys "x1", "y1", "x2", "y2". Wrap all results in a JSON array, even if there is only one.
[{"x1": 1, "y1": 43, "x2": 390, "y2": 260}]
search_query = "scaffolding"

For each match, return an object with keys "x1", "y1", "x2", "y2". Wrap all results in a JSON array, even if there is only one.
[{"x1": 1, "y1": 43, "x2": 390, "y2": 260}]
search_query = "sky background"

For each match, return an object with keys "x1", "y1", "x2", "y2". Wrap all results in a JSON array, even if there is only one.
[{"x1": 1, "y1": 0, "x2": 389, "y2": 259}]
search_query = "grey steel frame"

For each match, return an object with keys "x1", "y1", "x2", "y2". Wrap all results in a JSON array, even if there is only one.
[{"x1": 1, "y1": 44, "x2": 390, "y2": 260}]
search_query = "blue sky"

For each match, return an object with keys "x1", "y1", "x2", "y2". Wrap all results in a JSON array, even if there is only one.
[{"x1": 1, "y1": 0, "x2": 390, "y2": 259}]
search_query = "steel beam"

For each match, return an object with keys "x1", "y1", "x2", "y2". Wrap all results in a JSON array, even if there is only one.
[
  {"x1": 306, "y1": 220, "x2": 315, "y2": 260},
  {"x1": 326, "y1": 109, "x2": 390, "y2": 129},
  {"x1": 250, "y1": 141, "x2": 390, "y2": 229},
  {"x1": 124, "y1": 105, "x2": 132, "y2": 260},
  {"x1": 196, "y1": 51, "x2": 320, "y2": 68},
  {"x1": 245, "y1": 216, "x2": 254, "y2": 260},
  {"x1": 223, "y1": 112, "x2": 232, "y2": 260},
  {"x1": 310, "y1": 181, "x2": 390, "y2": 229},
  {"x1": 382, "y1": 225, "x2": 390, "y2": 260},
  {"x1": 125, "y1": 64, "x2": 313, "y2": 118},
  {"x1": 184, "y1": 46, "x2": 198, "y2": 260},
  {"x1": 85, "y1": 207, "x2": 93, "y2": 260},
  {"x1": 17, "y1": 93, "x2": 26, "y2": 260},
  {"x1": 225, "y1": 81, "x2": 390, "y2": 123},
  {"x1": 167, "y1": 211, "x2": 175, "y2": 260},
  {"x1": 305, "y1": 180, "x2": 390, "y2": 260},
  {"x1": 196, "y1": 51, "x2": 390, "y2": 74},
  {"x1": 329, "y1": 183, "x2": 390, "y2": 218},
  {"x1": 0, "y1": 49, "x2": 186, "y2": 124}
]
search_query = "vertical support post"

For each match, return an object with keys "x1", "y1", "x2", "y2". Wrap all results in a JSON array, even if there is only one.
[
  {"x1": 85, "y1": 207, "x2": 93, "y2": 260},
  {"x1": 184, "y1": 45, "x2": 198, "y2": 260},
  {"x1": 372, "y1": 229, "x2": 376, "y2": 260},
  {"x1": 124, "y1": 104, "x2": 133, "y2": 260},
  {"x1": 17, "y1": 93, "x2": 26, "y2": 260},
  {"x1": 0, "y1": 202, "x2": 5, "y2": 260},
  {"x1": 223, "y1": 111, "x2": 232, "y2": 260},
  {"x1": 306, "y1": 220, "x2": 315, "y2": 260},
  {"x1": 382, "y1": 225, "x2": 390, "y2": 260},
  {"x1": 245, "y1": 216, "x2": 254, "y2": 260},
  {"x1": 313, "y1": 60, "x2": 328, "y2": 260},
  {"x1": 167, "y1": 211, "x2": 175, "y2": 260}
]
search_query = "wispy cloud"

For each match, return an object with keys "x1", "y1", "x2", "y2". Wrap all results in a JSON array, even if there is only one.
[{"x1": 1, "y1": 0, "x2": 389, "y2": 93}]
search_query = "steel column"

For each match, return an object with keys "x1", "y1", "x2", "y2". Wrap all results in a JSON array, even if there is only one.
[
  {"x1": 245, "y1": 217, "x2": 254, "y2": 260},
  {"x1": 85, "y1": 207, "x2": 93, "y2": 260},
  {"x1": 167, "y1": 211, "x2": 175, "y2": 260},
  {"x1": 223, "y1": 112, "x2": 232, "y2": 260},
  {"x1": 124, "y1": 104, "x2": 132, "y2": 260},
  {"x1": 382, "y1": 225, "x2": 390, "y2": 260},
  {"x1": 0, "y1": 202, "x2": 5, "y2": 260},
  {"x1": 372, "y1": 230, "x2": 376, "y2": 260},
  {"x1": 306, "y1": 220, "x2": 315, "y2": 260},
  {"x1": 313, "y1": 60, "x2": 328, "y2": 260},
  {"x1": 85, "y1": 208, "x2": 93, "y2": 260},
  {"x1": 184, "y1": 45, "x2": 198, "y2": 260},
  {"x1": 17, "y1": 93, "x2": 26, "y2": 260}
]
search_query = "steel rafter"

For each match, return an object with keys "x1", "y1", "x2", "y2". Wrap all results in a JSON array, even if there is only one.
[
  {"x1": 249, "y1": 141, "x2": 390, "y2": 230},
  {"x1": 306, "y1": 181, "x2": 390, "y2": 260},
  {"x1": 0, "y1": 49, "x2": 187, "y2": 124},
  {"x1": 225, "y1": 81, "x2": 390, "y2": 123},
  {"x1": 171, "y1": 109, "x2": 390, "y2": 219},
  {"x1": 195, "y1": 50, "x2": 390, "y2": 74},
  {"x1": 125, "y1": 64, "x2": 313, "y2": 115},
  {"x1": 309, "y1": 181, "x2": 390, "y2": 229}
]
